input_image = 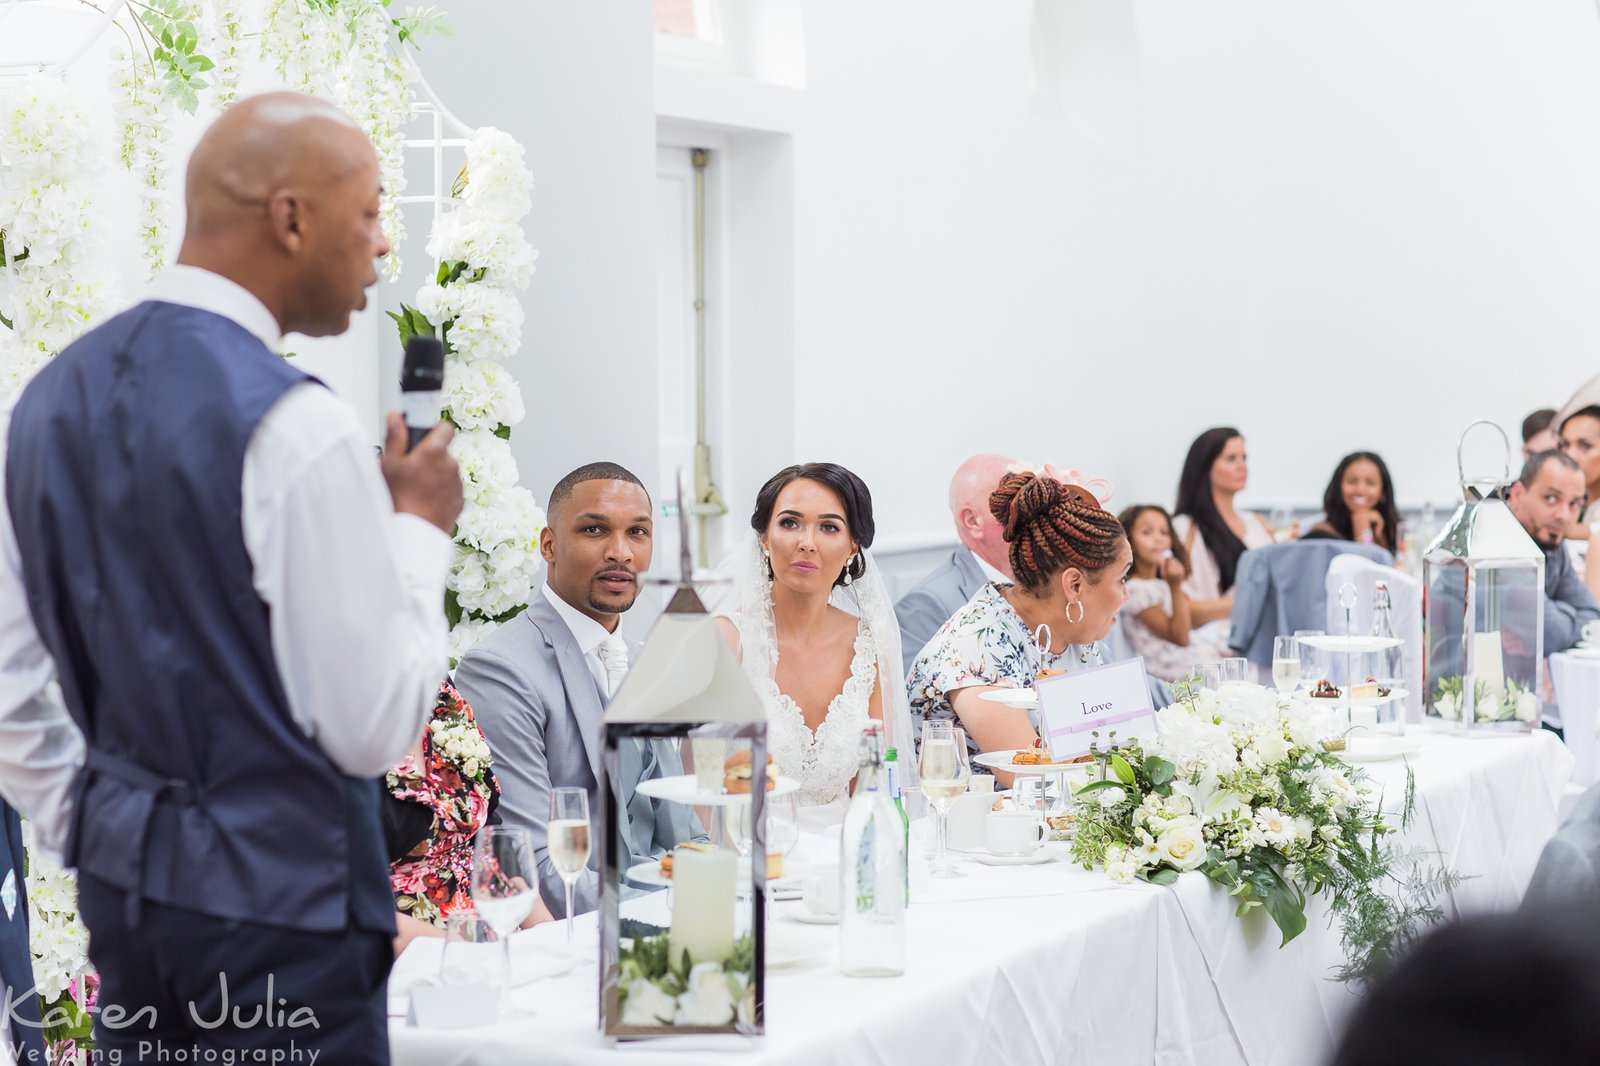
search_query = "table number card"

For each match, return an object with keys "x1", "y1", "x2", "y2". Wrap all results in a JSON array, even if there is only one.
[{"x1": 1036, "y1": 657, "x2": 1159, "y2": 759}]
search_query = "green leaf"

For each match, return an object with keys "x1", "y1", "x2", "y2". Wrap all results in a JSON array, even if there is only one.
[
  {"x1": 1146, "y1": 868, "x2": 1178, "y2": 886},
  {"x1": 1073, "y1": 780, "x2": 1126, "y2": 796},
  {"x1": 1110, "y1": 752, "x2": 1135, "y2": 786},
  {"x1": 1145, "y1": 756, "x2": 1176, "y2": 787},
  {"x1": 1260, "y1": 872, "x2": 1308, "y2": 946},
  {"x1": 493, "y1": 424, "x2": 512, "y2": 441}
]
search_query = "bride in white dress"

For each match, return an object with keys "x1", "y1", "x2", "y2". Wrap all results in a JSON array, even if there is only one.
[{"x1": 715, "y1": 463, "x2": 918, "y2": 815}]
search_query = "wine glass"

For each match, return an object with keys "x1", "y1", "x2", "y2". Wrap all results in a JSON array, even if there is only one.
[
  {"x1": 1272, "y1": 636, "x2": 1301, "y2": 695},
  {"x1": 471, "y1": 825, "x2": 537, "y2": 1011},
  {"x1": 1220, "y1": 656, "x2": 1249, "y2": 687},
  {"x1": 549, "y1": 788, "x2": 590, "y2": 955},
  {"x1": 919, "y1": 721, "x2": 971, "y2": 877},
  {"x1": 1191, "y1": 662, "x2": 1224, "y2": 692},
  {"x1": 1294, "y1": 630, "x2": 1326, "y2": 689},
  {"x1": 766, "y1": 792, "x2": 800, "y2": 911}
]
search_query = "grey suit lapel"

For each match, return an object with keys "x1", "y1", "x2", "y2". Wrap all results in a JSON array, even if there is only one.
[
  {"x1": 953, "y1": 548, "x2": 988, "y2": 601},
  {"x1": 526, "y1": 595, "x2": 607, "y2": 786}
]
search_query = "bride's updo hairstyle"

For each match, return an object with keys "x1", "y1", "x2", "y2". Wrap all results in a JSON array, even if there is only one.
[
  {"x1": 750, "y1": 462, "x2": 875, "y2": 587},
  {"x1": 990, "y1": 472, "x2": 1125, "y2": 593}
]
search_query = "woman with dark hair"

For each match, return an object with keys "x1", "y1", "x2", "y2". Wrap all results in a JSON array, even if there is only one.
[
  {"x1": 909, "y1": 473, "x2": 1131, "y2": 781},
  {"x1": 715, "y1": 463, "x2": 915, "y2": 813},
  {"x1": 1172, "y1": 427, "x2": 1274, "y2": 628},
  {"x1": 1558, "y1": 404, "x2": 1600, "y2": 597},
  {"x1": 1302, "y1": 452, "x2": 1400, "y2": 552}
]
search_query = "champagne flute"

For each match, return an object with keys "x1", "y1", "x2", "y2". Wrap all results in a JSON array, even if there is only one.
[
  {"x1": 1295, "y1": 630, "x2": 1326, "y2": 690},
  {"x1": 919, "y1": 721, "x2": 970, "y2": 877},
  {"x1": 766, "y1": 792, "x2": 800, "y2": 911},
  {"x1": 549, "y1": 787, "x2": 591, "y2": 955},
  {"x1": 1272, "y1": 636, "x2": 1301, "y2": 694},
  {"x1": 471, "y1": 825, "x2": 537, "y2": 1012}
]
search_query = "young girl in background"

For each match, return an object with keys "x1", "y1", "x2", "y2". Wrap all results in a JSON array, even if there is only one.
[{"x1": 1118, "y1": 504, "x2": 1230, "y2": 682}]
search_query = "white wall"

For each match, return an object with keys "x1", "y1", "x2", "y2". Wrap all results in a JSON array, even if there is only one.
[
  {"x1": 781, "y1": 0, "x2": 1600, "y2": 551},
  {"x1": 382, "y1": 0, "x2": 659, "y2": 505}
]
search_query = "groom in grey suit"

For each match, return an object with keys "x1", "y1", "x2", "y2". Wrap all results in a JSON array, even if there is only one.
[
  {"x1": 454, "y1": 462, "x2": 698, "y2": 917},
  {"x1": 895, "y1": 453, "x2": 1016, "y2": 673}
]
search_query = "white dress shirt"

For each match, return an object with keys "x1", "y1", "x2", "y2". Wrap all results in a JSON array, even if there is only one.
[
  {"x1": 0, "y1": 266, "x2": 453, "y2": 856},
  {"x1": 540, "y1": 582, "x2": 626, "y2": 698},
  {"x1": 970, "y1": 549, "x2": 1010, "y2": 587}
]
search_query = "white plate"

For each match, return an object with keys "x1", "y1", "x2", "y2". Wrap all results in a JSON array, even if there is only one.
[
  {"x1": 778, "y1": 903, "x2": 839, "y2": 925},
  {"x1": 1295, "y1": 634, "x2": 1404, "y2": 654},
  {"x1": 1340, "y1": 737, "x2": 1423, "y2": 763},
  {"x1": 973, "y1": 750, "x2": 1098, "y2": 777},
  {"x1": 636, "y1": 774, "x2": 801, "y2": 806},
  {"x1": 1565, "y1": 645, "x2": 1600, "y2": 658},
  {"x1": 978, "y1": 689, "x2": 1039, "y2": 709},
  {"x1": 966, "y1": 847, "x2": 1059, "y2": 867},
  {"x1": 625, "y1": 858, "x2": 798, "y2": 892}
]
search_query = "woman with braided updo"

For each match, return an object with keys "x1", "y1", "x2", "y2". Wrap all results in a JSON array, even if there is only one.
[{"x1": 908, "y1": 472, "x2": 1132, "y2": 783}]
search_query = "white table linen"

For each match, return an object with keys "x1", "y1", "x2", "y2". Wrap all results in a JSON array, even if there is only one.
[
  {"x1": 1548, "y1": 650, "x2": 1600, "y2": 787},
  {"x1": 391, "y1": 728, "x2": 1571, "y2": 1066}
]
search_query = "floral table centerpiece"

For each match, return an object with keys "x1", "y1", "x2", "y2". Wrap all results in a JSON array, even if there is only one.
[{"x1": 1070, "y1": 682, "x2": 1459, "y2": 983}]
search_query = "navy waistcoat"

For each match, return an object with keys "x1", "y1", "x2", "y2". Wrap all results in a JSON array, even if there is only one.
[{"x1": 5, "y1": 301, "x2": 393, "y2": 934}]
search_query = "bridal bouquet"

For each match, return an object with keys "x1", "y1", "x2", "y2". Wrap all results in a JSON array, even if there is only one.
[{"x1": 1071, "y1": 683, "x2": 1459, "y2": 983}]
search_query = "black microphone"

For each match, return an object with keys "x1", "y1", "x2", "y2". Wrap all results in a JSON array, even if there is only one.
[{"x1": 399, "y1": 335, "x2": 445, "y2": 449}]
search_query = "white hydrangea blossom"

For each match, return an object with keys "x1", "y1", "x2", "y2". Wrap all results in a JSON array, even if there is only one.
[
  {"x1": 20, "y1": 822, "x2": 91, "y2": 1003},
  {"x1": 413, "y1": 126, "x2": 542, "y2": 658},
  {"x1": 0, "y1": 75, "x2": 111, "y2": 401}
]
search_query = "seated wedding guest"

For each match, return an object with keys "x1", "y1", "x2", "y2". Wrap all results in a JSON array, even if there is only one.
[
  {"x1": 1506, "y1": 450, "x2": 1600, "y2": 658},
  {"x1": 1172, "y1": 427, "x2": 1274, "y2": 634},
  {"x1": 454, "y1": 463, "x2": 700, "y2": 917},
  {"x1": 1329, "y1": 911, "x2": 1600, "y2": 1066},
  {"x1": 895, "y1": 453, "x2": 1016, "y2": 674},
  {"x1": 716, "y1": 463, "x2": 915, "y2": 815},
  {"x1": 1520, "y1": 783, "x2": 1600, "y2": 916},
  {"x1": 909, "y1": 473, "x2": 1131, "y2": 783},
  {"x1": 1299, "y1": 451, "x2": 1401, "y2": 553},
  {"x1": 1117, "y1": 505, "x2": 1228, "y2": 682},
  {"x1": 385, "y1": 680, "x2": 554, "y2": 955},
  {"x1": 1558, "y1": 404, "x2": 1600, "y2": 596},
  {"x1": 1, "y1": 801, "x2": 44, "y2": 1065},
  {"x1": 1523, "y1": 407, "x2": 1559, "y2": 459}
]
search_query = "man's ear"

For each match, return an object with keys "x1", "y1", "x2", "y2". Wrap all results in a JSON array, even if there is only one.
[
  {"x1": 539, "y1": 524, "x2": 556, "y2": 565},
  {"x1": 267, "y1": 190, "x2": 302, "y2": 253}
]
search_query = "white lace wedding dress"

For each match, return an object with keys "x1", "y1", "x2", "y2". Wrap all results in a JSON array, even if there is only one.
[
  {"x1": 758, "y1": 617, "x2": 879, "y2": 807},
  {"x1": 720, "y1": 538, "x2": 918, "y2": 813}
]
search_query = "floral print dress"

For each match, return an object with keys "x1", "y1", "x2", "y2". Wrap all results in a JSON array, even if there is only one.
[
  {"x1": 386, "y1": 682, "x2": 498, "y2": 926},
  {"x1": 908, "y1": 582, "x2": 1097, "y2": 761}
]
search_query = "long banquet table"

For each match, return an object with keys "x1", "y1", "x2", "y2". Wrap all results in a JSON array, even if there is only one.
[{"x1": 390, "y1": 727, "x2": 1573, "y2": 1066}]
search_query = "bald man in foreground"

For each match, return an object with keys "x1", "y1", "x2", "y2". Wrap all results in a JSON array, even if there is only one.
[
  {"x1": 894, "y1": 453, "x2": 1018, "y2": 673},
  {"x1": 0, "y1": 92, "x2": 462, "y2": 1062}
]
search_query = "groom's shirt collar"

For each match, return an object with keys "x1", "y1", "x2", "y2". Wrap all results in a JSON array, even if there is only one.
[{"x1": 541, "y1": 582, "x2": 620, "y2": 701}]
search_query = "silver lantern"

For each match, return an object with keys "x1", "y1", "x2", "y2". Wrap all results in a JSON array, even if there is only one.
[{"x1": 1423, "y1": 422, "x2": 1545, "y2": 731}]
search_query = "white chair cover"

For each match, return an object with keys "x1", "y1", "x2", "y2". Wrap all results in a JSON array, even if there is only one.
[{"x1": 1323, "y1": 554, "x2": 1423, "y2": 722}]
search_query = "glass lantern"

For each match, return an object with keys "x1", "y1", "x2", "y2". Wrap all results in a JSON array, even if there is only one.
[
  {"x1": 598, "y1": 484, "x2": 771, "y2": 1040},
  {"x1": 1423, "y1": 422, "x2": 1545, "y2": 731}
]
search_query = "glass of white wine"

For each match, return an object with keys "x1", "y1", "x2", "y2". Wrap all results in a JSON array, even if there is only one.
[
  {"x1": 919, "y1": 721, "x2": 970, "y2": 878},
  {"x1": 549, "y1": 787, "x2": 591, "y2": 955},
  {"x1": 470, "y1": 825, "x2": 537, "y2": 1012},
  {"x1": 1272, "y1": 636, "x2": 1301, "y2": 694}
]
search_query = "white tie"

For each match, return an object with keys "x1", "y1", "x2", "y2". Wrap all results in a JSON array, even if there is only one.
[{"x1": 598, "y1": 633, "x2": 630, "y2": 699}]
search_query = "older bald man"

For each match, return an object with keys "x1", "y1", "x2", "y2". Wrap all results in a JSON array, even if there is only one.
[
  {"x1": 0, "y1": 93, "x2": 462, "y2": 1062},
  {"x1": 894, "y1": 454, "x2": 1018, "y2": 672}
]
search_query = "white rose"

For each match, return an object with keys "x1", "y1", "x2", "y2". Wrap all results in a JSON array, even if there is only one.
[
  {"x1": 674, "y1": 961, "x2": 736, "y2": 1026},
  {"x1": 1516, "y1": 690, "x2": 1538, "y2": 723},
  {"x1": 1250, "y1": 728, "x2": 1288, "y2": 767},
  {"x1": 1435, "y1": 691, "x2": 1459, "y2": 721},
  {"x1": 1156, "y1": 816, "x2": 1207, "y2": 871},
  {"x1": 620, "y1": 978, "x2": 677, "y2": 1027}
]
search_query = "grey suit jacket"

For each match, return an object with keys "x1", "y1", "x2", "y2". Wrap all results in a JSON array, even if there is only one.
[
  {"x1": 896, "y1": 549, "x2": 987, "y2": 675},
  {"x1": 1227, "y1": 541, "x2": 1392, "y2": 666},
  {"x1": 1522, "y1": 783, "x2": 1600, "y2": 915},
  {"x1": 453, "y1": 596, "x2": 699, "y2": 917}
]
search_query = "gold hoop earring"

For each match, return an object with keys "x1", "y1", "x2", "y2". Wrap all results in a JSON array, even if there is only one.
[{"x1": 1065, "y1": 599, "x2": 1085, "y2": 625}]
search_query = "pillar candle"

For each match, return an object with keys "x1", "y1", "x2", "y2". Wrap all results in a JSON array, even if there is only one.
[
  {"x1": 1471, "y1": 630, "x2": 1505, "y2": 716},
  {"x1": 668, "y1": 845, "x2": 736, "y2": 966}
]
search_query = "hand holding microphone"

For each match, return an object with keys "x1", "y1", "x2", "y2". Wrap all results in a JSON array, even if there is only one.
[{"x1": 383, "y1": 336, "x2": 463, "y2": 534}]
